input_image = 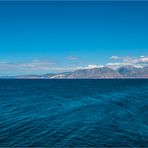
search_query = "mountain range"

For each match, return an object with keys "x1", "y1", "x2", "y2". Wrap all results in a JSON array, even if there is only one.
[{"x1": 8, "y1": 65, "x2": 148, "y2": 79}]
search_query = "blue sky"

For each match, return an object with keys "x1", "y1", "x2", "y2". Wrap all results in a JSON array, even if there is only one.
[{"x1": 0, "y1": 1, "x2": 148, "y2": 75}]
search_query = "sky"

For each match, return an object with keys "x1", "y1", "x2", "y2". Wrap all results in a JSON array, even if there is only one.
[{"x1": 0, "y1": 1, "x2": 148, "y2": 75}]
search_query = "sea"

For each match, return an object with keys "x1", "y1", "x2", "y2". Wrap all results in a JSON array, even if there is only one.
[{"x1": 0, "y1": 79, "x2": 148, "y2": 147}]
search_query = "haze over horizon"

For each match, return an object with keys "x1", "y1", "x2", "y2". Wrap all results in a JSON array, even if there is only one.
[{"x1": 0, "y1": 1, "x2": 148, "y2": 76}]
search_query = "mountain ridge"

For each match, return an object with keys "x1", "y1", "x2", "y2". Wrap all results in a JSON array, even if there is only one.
[{"x1": 2, "y1": 65, "x2": 147, "y2": 79}]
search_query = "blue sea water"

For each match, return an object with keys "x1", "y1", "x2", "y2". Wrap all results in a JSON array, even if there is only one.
[{"x1": 0, "y1": 79, "x2": 148, "y2": 147}]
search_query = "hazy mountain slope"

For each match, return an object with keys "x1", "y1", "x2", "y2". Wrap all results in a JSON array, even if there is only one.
[
  {"x1": 6, "y1": 66, "x2": 148, "y2": 79},
  {"x1": 137, "y1": 67, "x2": 148, "y2": 78},
  {"x1": 47, "y1": 67, "x2": 121, "y2": 79},
  {"x1": 117, "y1": 65, "x2": 148, "y2": 78}
]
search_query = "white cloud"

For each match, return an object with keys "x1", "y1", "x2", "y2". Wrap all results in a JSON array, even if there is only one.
[
  {"x1": 107, "y1": 62, "x2": 124, "y2": 66},
  {"x1": 122, "y1": 56, "x2": 148, "y2": 64},
  {"x1": 0, "y1": 59, "x2": 79, "y2": 75},
  {"x1": 140, "y1": 57, "x2": 148, "y2": 62},
  {"x1": 110, "y1": 56, "x2": 120, "y2": 60},
  {"x1": 76, "y1": 64, "x2": 103, "y2": 70},
  {"x1": 66, "y1": 56, "x2": 78, "y2": 60},
  {"x1": 87, "y1": 65, "x2": 103, "y2": 69},
  {"x1": 108, "y1": 56, "x2": 148, "y2": 68},
  {"x1": 0, "y1": 55, "x2": 147, "y2": 75},
  {"x1": 140, "y1": 56, "x2": 145, "y2": 58},
  {"x1": 106, "y1": 62, "x2": 130, "y2": 69},
  {"x1": 0, "y1": 60, "x2": 55, "y2": 71}
]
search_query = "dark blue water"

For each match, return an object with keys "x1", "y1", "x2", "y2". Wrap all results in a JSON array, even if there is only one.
[{"x1": 0, "y1": 79, "x2": 148, "y2": 147}]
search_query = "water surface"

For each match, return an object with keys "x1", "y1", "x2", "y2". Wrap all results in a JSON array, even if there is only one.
[{"x1": 0, "y1": 79, "x2": 148, "y2": 147}]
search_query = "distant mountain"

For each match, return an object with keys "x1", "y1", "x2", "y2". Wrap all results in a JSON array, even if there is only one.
[
  {"x1": 137, "y1": 66, "x2": 148, "y2": 78},
  {"x1": 49, "y1": 67, "x2": 121, "y2": 79},
  {"x1": 16, "y1": 74, "x2": 43, "y2": 79},
  {"x1": 117, "y1": 65, "x2": 141, "y2": 78},
  {"x1": 117, "y1": 65, "x2": 148, "y2": 78},
  {"x1": 2, "y1": 65, "x2": 148, "y2": 79},
  {"x1": 15, "y1": 74, "x2": 55, "y2": 79}
]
